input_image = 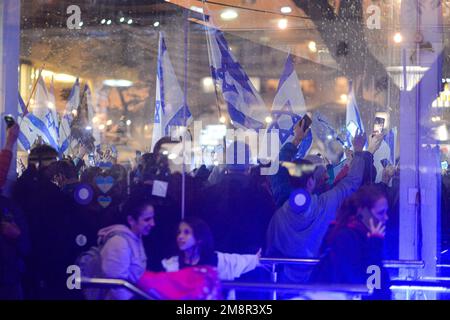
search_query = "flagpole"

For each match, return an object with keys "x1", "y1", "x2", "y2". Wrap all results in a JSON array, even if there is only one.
[
  {"x1": 201, "y1": 0, "x2": 224, "y2": 122},
  {"x1": 18, "y1": 66, "x2": 45, "y2": 136},
  {"x1": 181, "y1": 8, "x2": 190, "y2": 220},
  {"x1": 25, "y1": 67, "x2": 44, "y2": 110},
  {"x1": 60, "y1": 79, "x2": 79, "y2": 157}
]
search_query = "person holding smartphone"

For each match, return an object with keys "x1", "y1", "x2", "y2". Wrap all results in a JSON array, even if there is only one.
[
  {"x1": 310, "y1": 184, "x2": 391, "y2": 299},
  {"x1": 267, "y1": 116, "x2": 385, "y2": 285}
]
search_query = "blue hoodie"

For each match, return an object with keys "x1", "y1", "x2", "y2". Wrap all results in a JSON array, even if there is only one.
[{"x1": 266, "y1": 143, "x2": 366, "y2": 283}]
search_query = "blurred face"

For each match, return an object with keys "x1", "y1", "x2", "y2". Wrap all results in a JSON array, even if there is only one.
[
  {"x1": 306, "y1": 177, "x2": 316, "y2": 193},
  {"x1": 51, "y1": 173, "x2": 65, "y2": 188},
  {"x1": 128, "y1": 205, "x2": 155, "y2": 237},
  {"x1": 29, "y1": 158, "x2": 57, "y2": 170},
  {"x1": 315, "y1": 171, "x2": 330, "y2": 193},
  {"x1": 370, "y1": 197, "x2": 389, "y2": 225},
  {"x1": 177, "y1": 222, "x2": 197, "y2": 252}
]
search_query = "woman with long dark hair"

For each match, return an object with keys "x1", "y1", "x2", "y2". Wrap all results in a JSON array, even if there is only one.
[
  {"x1": 309, "y1": 185, "x2": 391, "y2": 299},
  {"x1": 97, "y1": 196, "x2": 155, "y2": 300},
  {"x1": 162, "y1": 217, "x2": 261, "y2": 281}
]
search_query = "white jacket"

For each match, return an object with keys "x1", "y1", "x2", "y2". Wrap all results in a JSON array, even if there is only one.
[
  {"x1": 161, "y1": 252, "x2": 259, "y2": 281},
  {"x1": 98, "y1": 224, "x2": 147, "y2": 300}
]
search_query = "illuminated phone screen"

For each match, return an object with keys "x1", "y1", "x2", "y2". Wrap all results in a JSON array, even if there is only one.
[{"x1": 373, "y1": 117, "x2": 385, "y2": 134}]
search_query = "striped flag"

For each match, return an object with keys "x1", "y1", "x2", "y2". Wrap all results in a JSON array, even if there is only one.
[
  {"x1": 18, "y1": 76, "x2": 60, "y2": 152},
  {"x1": 152, "y1": 32, "x2": 193, "y2": 151},
  {"x1": 59, "y1": 78, "x2": 80, "y2": 155},
  {"x1": 17, "y1": 93, "x2": 33, "y2": 151},
  {"x1": 345, "y1": 81, "x2": 365, "y2": 147},
  {"x1": 206, "y1": 26, "x2": 269, "y2": 130},
  {"x1": 267, "y1": 53, "x2": 313, "y2": 159}
]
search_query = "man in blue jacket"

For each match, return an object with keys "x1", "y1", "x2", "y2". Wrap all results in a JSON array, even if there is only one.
[{"x1": 266, "y1": 121, "x2": 383, "y2": 283}]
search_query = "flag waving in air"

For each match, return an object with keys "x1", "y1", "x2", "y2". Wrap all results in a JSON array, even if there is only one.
[
  {"x1": 267, "y1": 53, "x2": 313, "y2": 159},
  {"x1": 345, "y1": 81, "x2": 365, "y2": 147},
  {"x1": 206, "y1": 26, "x2": 269, "y2": 130},
  {"x1": 19, "y1": 75, "x2": 60, "y2": 151},
  {"x1": 152, "y1": 32, "x2": 193, "y2": 151},
  {"x1": 17, "y1": 93, "x2": 34, "y2": 151},
  {"x1": 59, "y1": 78, "x2": 80, "y2": 155}
]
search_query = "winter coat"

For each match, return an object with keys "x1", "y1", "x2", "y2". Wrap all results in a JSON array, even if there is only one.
[
  {"x1": 98, "y1": 224, "x2": 147, "y2": 300},
  {"x1": 266, "y1": 142, "x2": 367, "y2": 283}
]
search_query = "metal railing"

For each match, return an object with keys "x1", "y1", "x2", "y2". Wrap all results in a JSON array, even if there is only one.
[
  {"x1": 390, "y1": 279, "x2": 450, "y2": 293},
  {"x1": 259, "y1": 258, "x2": 425, "y2": 269},
  {"x1": 79, "y1": 260, "x2": 450, "y2": 301},
  {"x1": 80, "y1": 277, "x2": 158, "y2": 300},
  {"x1": 257, "y1": 258, "x2": 425, "y2": 300},
  {"x1": 79, "y1": 276, "x2": 450, "y2": 300},
  {"x1": 221, "y1": 281, "x2": 372, "y2": 298},
  {"x1": 80, "y1": 277, "x2": 371, "y2": 300}
]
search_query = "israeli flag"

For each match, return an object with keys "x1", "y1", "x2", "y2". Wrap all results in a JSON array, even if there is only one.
[
  {"x1": 20, "y1": 76, "x2": 59, "y2": 151},
  {"x1": 267, "y1": 53, "x2": 312, "y2": 159},
  {"x1": 206, "y1": 26, "x2": 269, "y2": 130},
  {"x1": 17, "y1": 93, "x2": 34, "y2": 151},
  {"x1": 152, "y1": 32, "x2": 193, "y2": 151},
  {"x1": 345, "y1": 81, "x2": 365, "y2": 147},
  {"x1": 59, "y1": 78, "x2": 80, "y2": 155},
  {"x1": 373, "y1": 127, "x2": 398, "y2": 183},
  {"x1": 83, "y1": 85, "x2": 100, "y2": 144},
  {"x1": 385, "y1": 127, "x2": 397, "y2": 164},
  {"x1": 48, "y1": 76, "x2": 57, "y2": 111}
]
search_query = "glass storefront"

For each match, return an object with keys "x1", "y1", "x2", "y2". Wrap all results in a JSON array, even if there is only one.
[{"x1": 1, "y1": 0, "x2": 450, "y2": 300}]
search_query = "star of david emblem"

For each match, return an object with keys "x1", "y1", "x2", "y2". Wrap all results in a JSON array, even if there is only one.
[
  {"x1": 45, "y1": 112, "x2": 56, "y2": 130},
  {"x1": 164, "y1": 105, "x2": 191, "y2": 135},
  {"x1": 269, "y1": 101, "x2": 303, "y2": 145},
  {"x1": 212, "y1": 66, "x2": 238, "y2": 95},
  {"x1": 155, "y1": 101, "x2": 162, "y2": 124}
]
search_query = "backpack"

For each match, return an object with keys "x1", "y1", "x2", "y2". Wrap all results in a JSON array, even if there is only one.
[{"x1": 75, "y1": 231, "x2": 129, "y2": 300}]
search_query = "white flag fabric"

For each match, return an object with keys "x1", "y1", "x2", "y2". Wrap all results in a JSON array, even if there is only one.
[
  {"x1": 267, "y1": 53, "x2": 313, "y2": 159},
  {"x1": 59, "y1": 78, "x2": 80, "y2": 155},
  {"x1": 152, "y1": 32, "x2": 193, "y2": 151},
  {"x1": 345, "y1": 81, "x2": 365, "y2": 147},
  {"x1": 21, "y1": 75, "x2": 60, "y2": 151},
  {"x1": 17, "y1": 93, "x2": 34, "y2": 151},
  {"x1": 206, "y1": 26, "x2": 269, "y2": 130},
  {"x1": 83, "y1": 85, "x2": 100, "y2": 144},
  {"x1": 373, "y1": 127, "x2": 398, "y2": 183}
]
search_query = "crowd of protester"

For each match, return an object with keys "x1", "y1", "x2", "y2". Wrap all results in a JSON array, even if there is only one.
[{"x1": 0, "y1": 119, "x2": 408, "y2": 300}]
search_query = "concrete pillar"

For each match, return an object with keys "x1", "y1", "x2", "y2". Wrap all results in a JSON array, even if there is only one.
[
  {"x1": 399, "y1": 0, "x2": 443, "y2": 299},
  {"x1": 0, "y1": 0, "x2": 20, "y2": 194}
]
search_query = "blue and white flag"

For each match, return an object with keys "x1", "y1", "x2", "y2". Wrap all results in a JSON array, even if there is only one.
[
  {"x1": 83, "y1": 84, "x2": 100, "y2": 144},
  {"x1": 48, "y1": 76, "x2": 56, "y2": 111},
  {"x1": 17, "y1": 93, "x2": 34, "y2": 151},
  {"x1": 206, "y1": 26, "x2": 269, "y2": 130},
  {"x1": 152, "y1": 32, "x2": 193, "y2": 151},
  {"x1": 384, "y1": 127, "x2": 397, "y2": 164},
  {"x1": 311, "y1": 111, "x2": 348, "y2": 163},
  {"x1": 373, "y1": 127, "x2": 398, "y2": 183},
  {"x1": 267, "y1": 53, "x2": 312, "y2": 159},
  {"x1": 59, "y1": 78, "x2": 80, "y2": 155},
  {"x1": 20, "y1": 76, "x2": 60, "y2": 151},
  {"x1": 345, "y1": 81, "x2": 365, "y2": 147}
]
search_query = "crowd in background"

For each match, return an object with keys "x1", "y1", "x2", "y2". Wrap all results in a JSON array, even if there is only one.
[{"x1": 0, "y1": 120, "x2": 412, "y2": 300}]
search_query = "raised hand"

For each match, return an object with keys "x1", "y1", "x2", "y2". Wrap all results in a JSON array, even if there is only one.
[
  {"x1": 352, "y1": 130, "x2": 367, "y2": 152},
  {"x1": 381, "y1": 164, "x2": 396, "y2": 184},
  {"x1": 367, "y1": 218, "x2": 386, "y2": 239},
  {"x1": 293, "y1": 119, "x2": 310, "y2": 146},
  {"x1": 367, "y1": 132, "x2": 384, "y2": 154}
]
